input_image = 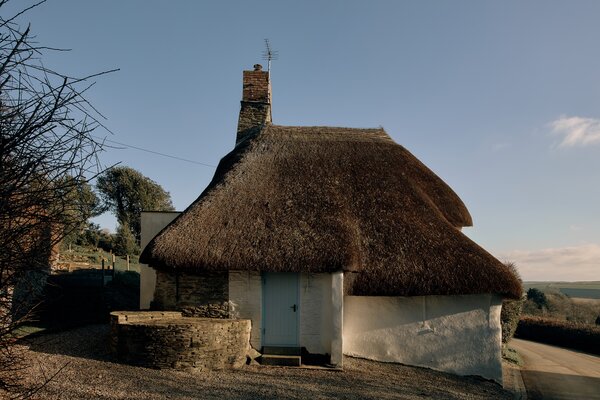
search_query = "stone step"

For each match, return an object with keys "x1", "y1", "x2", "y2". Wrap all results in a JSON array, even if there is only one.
[
  {"x1": 261, "y1": 346, "x2": 301, "y2": 356},
  {"x1": 260, "y1": 354, "x2": 302, "y2": 367}
]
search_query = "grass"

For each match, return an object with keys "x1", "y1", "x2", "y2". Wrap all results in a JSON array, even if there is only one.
[
  {"x1": 572, "y1": 298, "x2": 600, "y2": 305},
  {"x1": 59, "y1": 243, "x2": 141, "y2": 273},
  {"x1": 502, "y1": 346, "x2": 523, "y2": 366},
  {"x1": 11, "y1": 325, "x2": 47, "y2": 339}
]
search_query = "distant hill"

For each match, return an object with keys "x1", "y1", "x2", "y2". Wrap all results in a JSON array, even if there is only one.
[{"x1": 524, "y1": 281, "x2": 600, "y2": 299}]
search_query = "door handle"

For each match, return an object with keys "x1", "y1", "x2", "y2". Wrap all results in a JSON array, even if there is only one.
[{"x1": 290, "y1": 304, "x2": 297, "y2": 312}]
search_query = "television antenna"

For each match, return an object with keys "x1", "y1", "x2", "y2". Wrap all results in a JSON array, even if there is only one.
[{"x1": 262, "y1": 39, "x2": 278, "y2": 72}]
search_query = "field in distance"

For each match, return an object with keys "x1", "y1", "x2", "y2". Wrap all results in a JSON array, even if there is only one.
[{"x1": 524, "y1": 281, "x2": 600, "y2": 299}]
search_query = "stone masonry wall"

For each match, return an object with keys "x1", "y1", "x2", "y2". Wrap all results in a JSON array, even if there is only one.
[
  {"x1": 153, "y1": 270, "x2": 229, "y2": 318},
  {"x1": 110, "y1": 312, "x2": 251, "y2": 371},
  {"x1": 237, "y1": 103, "x2": 271, "y2": 138},
  {"x1": 110, "y1": 311, "x2": 182, "y2": 355},
  {"x1": 237, "y1": 66, "x2": 271, "y2": 143}
]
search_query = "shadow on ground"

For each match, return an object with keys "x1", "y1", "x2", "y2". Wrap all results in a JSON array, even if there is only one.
[
  {"x1": 22, "y1": 324, "x2": 113, "y2": 362},
  {"x1": 18, "y1": 325, "x2": 514, "y2": 400},
  {"x1": 520, "y1": 370, "x2": 600, "y2": 400}
]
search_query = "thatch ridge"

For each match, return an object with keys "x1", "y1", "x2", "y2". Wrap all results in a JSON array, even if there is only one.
[{"x1": 141, "y1": 124, "x2": 520, "y2": 299}]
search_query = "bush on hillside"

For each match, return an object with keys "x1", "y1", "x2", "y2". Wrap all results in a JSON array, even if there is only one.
[
  {"x1": 63, "y1": 222, "x2": 115, "y2": 253},
  {"x1": 521, "y1": 291, "x2": 600, "y2": 325},
  {"x1": 526, "y1": 288, "x2": 548, "y2": 309},
  {"x1": 515, "y1": 316, "x2": 600, "y2": 355}
]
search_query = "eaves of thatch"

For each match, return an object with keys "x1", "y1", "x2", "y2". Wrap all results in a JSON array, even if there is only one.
[{"x1": 140, "y1": 125, "x2": 521, "y2": 299}]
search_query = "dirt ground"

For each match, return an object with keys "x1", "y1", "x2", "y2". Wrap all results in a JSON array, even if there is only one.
[{"x1": 10, "y1": 324, "x2": 511, "y2": 400}]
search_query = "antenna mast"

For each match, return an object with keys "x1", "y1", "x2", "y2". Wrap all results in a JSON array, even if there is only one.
[{"x1": 262, "y1": 39, "x2": 278, "y2": 72}]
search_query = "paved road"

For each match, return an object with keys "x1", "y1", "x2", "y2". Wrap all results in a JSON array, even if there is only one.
[{"x1": 510, "y1": 339, "x2": 600, "y2": 400}]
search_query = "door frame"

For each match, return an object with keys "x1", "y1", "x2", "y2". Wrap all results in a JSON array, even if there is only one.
[{"x1": 261, "y1": 272, "x2": 301, "y2": 347}]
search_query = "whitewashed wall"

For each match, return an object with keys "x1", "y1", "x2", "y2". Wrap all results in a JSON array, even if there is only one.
[
  {"x1": 330, "y1": 271, "x2": 344, "y2": 366},
  {"x1": 229, "y1": 271, "x2": 263, "y2": 349},
  {"x1": 299, "y1": 273, "x2": 333, "y2": 355},
  {"x1": 343, "y1": 294, "x2": 503, "y2": 382},
  {"x1": 140, "y1": 211, "x2": 180, "y2": 309}
]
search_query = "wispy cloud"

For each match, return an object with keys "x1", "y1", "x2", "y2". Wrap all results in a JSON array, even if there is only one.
[
  {"x1": 491, "y1": 142, "x2": 511, "y2": 152},
  {"x1": 550, "y1": 115, "x2": 600, "y2": 147},
  {"x1": 497, "y1": 243, "x2": 600, "y2": 281}
]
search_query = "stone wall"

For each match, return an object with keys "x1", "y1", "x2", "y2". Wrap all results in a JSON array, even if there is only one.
[
  {"x1": 237, "y1": 103, "x2": 271, "y2": 136},
  {"x1": 236, "y1": 65, "x2": 271, "y2": 143},
  {"x1": 110, "y1": 311, "x2": 182, "y2": 355},
  {"x1": 110, "y1": 311, "x2": 251, "y2": 371},
  {"x1": 153, "y1": 270, "x2": 229, "y2": 318}
]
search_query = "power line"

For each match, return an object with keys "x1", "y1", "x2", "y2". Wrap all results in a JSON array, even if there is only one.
[{"x1": 92, "y1": 135, "x2": 217, "y2": 168}]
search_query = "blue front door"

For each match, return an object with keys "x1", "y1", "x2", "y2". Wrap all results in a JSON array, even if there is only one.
[{"x1": 263, "y1": 272, "x2": 299, "y2": 346}]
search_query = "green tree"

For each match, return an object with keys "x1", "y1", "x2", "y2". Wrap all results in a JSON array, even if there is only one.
[
  {"x1": 527, "y1": 288, "x2": 548, "y2": 309},
  {"x1": 96, "y1": 166, "x2": 174, "y2": 241},
  {"x1": 113, "y1": 222, "x2": 139, "y2": 256}
]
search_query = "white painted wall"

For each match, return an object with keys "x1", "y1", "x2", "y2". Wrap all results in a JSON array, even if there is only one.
[
  {"x1": 140, "y1": 211, "x2": 180, "y2": 309},
  {"x1": 299, "y1": 273, "x2": 333, "y2": 355},
  {"x1": 343, "y1": 294, "x2": 503, "y2": 382},
  {"x1": 330, "y1": 271, "x2": 344, "y2": 367},
  {"x1": 229, "y1": 271, "x2": 263, "y2": 349}
]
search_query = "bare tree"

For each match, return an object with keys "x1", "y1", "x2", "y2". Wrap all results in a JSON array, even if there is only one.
[{"x1": 0, "y1": 0, "x2": 114, "y2": 395}]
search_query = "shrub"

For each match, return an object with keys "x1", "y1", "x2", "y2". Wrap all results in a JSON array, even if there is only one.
[
  {"x1": 501, "y1": 299, "x2": 523, "y2": 343},
  {"x1": 97, "y1": 230, "x2": 114, "y2": 253},
  {"x1": 515, "y1": 316, "x2": 600, "y2": 355},
  {"x1": 500, "y1": 261, "x2": 523, "y2": 343},
  {"x1": 521, "y1": 289, "x2": 600, "y2": 325},
  {"x1": 113, "y1": 223, "x2": 139, "y2": 256},
  {"x1": 527, "y1": 288, "x2": 548, "y2": 309}
]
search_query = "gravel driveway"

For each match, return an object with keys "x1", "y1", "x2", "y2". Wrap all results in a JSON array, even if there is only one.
[{"x1": 11, "y1": 325, "x2": 511, "y2": 399}]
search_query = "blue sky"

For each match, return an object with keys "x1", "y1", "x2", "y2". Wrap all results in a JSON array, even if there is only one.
[{"x1": 11, "y1": 1, "x2": 600, "y2": 281}]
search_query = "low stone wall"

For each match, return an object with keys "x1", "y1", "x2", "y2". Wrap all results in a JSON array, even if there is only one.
[{"x1": 110, "y1": 311, "x2": 251, "y2": 371}]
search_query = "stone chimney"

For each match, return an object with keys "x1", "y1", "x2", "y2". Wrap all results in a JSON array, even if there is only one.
[{"x1": 236, "y1": 64, "x2": 271, "y2": 143}]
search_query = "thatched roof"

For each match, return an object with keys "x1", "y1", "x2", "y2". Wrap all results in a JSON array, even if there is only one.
[{"x1": 140, "y1": 125, "x2": 521, "y2": 299}]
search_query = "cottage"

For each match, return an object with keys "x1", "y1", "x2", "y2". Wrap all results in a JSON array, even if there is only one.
[{"x1": 139, "y1": 64, "x2": 521, "y2": 382}]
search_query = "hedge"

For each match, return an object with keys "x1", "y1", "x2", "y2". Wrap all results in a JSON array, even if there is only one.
[{"x1": 515, "y1": 316, "x2": 600, "y2": 355}]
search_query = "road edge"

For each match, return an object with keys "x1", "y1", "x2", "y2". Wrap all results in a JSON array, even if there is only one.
[{"x1": 502, "y1": 361, "x2": 527, "y2": 400}]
